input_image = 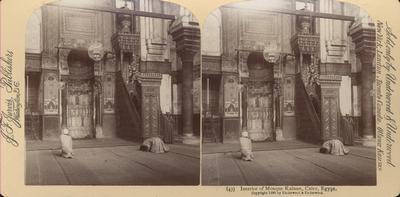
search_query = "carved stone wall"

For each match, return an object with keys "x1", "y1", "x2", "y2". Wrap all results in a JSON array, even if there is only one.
[
  {"x1": 26, "y1": 9, "x2": 42, "y2": 53},
  {"x1": 39, "y1": 2, "x2": 116, "y2": 139},
  {"x1": 283, "y1": 75, "x2": 295, "y2": 116},
  {"x1": 319, "y1": 0, "x2": 359, "y2": 64},
  {"x1": 139, "y1": 0, "x2": 171, "y2": 62},
  {"x1": 61, "y1": 9, "x2": 101, "y2": 40},
  {"x1": 26, "y1": 53, "x2": 42, "y2": 72},
  {"x1": 223, "y1": 75, "x2": 239, "y2": 117},
  {"x1": 201, "y1": 9, "x2": 222, "y2": 56},
  {"x1": 43, "y1": 72, "x2": 59, "y2": 115},
  {"x1": 238, "y1": 51, "x2": 250, "y2": 77},
  {"x1": 42, "y1": 5, "x2": 59, "y2": 70},
  {"x1": 202, "y1": 55, "x2": 221, "y2": 74},
  {"x1": 42, "y1": 70, "x2": 60, "y2": 140},
  {"x1": 239, "y1": 12, "x2": 279, "y2": 43},
  {"x1": 58, "y1": 0, "x2": 114, "y2": 51},
  {"x1": 42, "y1": 3, "x2": 114, "y2": 64},
  {"x1": 103, "y1": 73, "x2": 115, "y2": 114},
  {"x1": 220, "y1": 7, "x2": 239, "y2": 73}
]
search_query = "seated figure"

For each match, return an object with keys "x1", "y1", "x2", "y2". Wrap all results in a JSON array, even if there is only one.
[
  {"x1": 320, "y1": 139, "x2": 349, "y2": 156},
  {"x1": 240, "y1": 131, "x2": 254, "y2": 161},
  {"x1": 140, "y1": 137, "x2": 169, "y2": 153},
  {"x1": 60, "y1": 128, "x2": 73, "y2": 158}
]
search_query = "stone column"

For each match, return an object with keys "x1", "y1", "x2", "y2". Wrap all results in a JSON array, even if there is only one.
[
  {"x1": 358, "y1": 53, "x2": 375, "y2": 146},
  {"x1": 94, "y1": 77, "x2": 104, "y2": 138},
  {"x1": 60, "y1": 81, "x2": 67, "y2": 129},
  {"x1": 241, "y1": 82, "x2": 248, "y2": 131},
  {"x1": 350, "y1": 16, "x2": 376, "y2": 147},
  {"x1": 181, "y1": 53, "x2": 195, "y2": 139},
  {"x1": 169, "y1": 15, "x2": 200, "y2": 144},
  {"x1": 319, "y1": 75, "x2": 342, "y2": 141},
  {"x1": 274, "y1": 79, "x2": 284, "y2": 141}
]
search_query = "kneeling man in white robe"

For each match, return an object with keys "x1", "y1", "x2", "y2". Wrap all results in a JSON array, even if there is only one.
[
  {"x1": 240, "y1": 131, "x2": 254, "y2": 161},
  {"x1": 60, "y1": 128, "x2": 74, "y2": 158}
]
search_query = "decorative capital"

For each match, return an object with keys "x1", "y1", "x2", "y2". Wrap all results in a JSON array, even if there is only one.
[
  {"x1": 349, "y1": 16, "x2": 376, "y2": 56},
  {"x1": 358, "y1": 51, "x2": 375, "y2": 64},
  {"x1": 169, "y1": 15, "x2": 200, "y2": 59}
]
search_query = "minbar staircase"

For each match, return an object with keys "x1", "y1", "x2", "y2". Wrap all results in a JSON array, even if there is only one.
[
  {"x1": 295, "y1": 74, "x2": 321, "y2": 144},
  {"x1": 115, "y1": 71, "x2": 142, "y2": 141}
]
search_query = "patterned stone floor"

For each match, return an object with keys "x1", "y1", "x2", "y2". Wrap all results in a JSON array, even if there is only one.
[
  {"x1": 202, "y1": 140, "x2": 319, "y2": 154},
  {"x1": 26, "y1": 139, "x2": 375, "y2": 186},
  {"x1": 202, "y1": 146, "x2": 376, "y2": 185},
  {"x1": 26, "y1": 144, "x2": 199, "y2": 185}
]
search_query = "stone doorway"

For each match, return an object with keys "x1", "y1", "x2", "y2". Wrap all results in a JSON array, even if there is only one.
[
  {"x1": 65, "y1": 49, "x2": 95, "y2": 139},
  {"x1": 66, "y1": 79, "x2": 94, "y2": 138},
  {"x1": 245, "y1": 52, "x2": 274, "y2": 141},
  {"x1": 246, "y1": 81, "x2": 273, "y2": 141}
]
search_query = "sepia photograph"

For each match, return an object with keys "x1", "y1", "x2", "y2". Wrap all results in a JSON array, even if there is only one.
[
  {"x1": 1, "y1": 0, "x2": 399, "y2": 195},
  {"x1": 24, "y1": 0, "x2": 200, "y2": 185},
  {"x1": 201, "y1": 0, "x2": 377, "y2": 185}
]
